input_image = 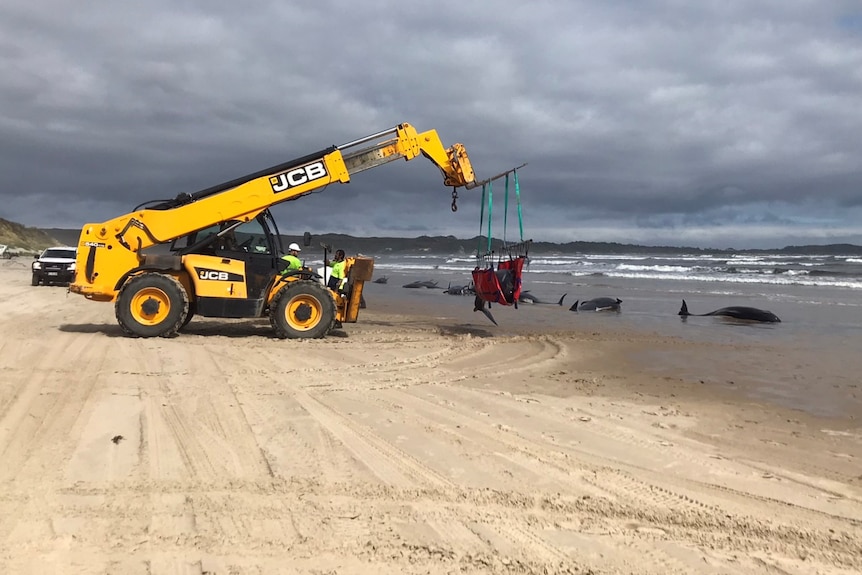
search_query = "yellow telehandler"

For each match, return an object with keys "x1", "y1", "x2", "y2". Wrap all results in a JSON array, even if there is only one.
[{"x1": 69, "y1": 123, "x2": 476, "y2": 338}]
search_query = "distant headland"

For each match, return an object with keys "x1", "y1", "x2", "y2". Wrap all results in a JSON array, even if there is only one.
[{"x1": 1, "y1": 217, "x2": 860, "y2": 256}]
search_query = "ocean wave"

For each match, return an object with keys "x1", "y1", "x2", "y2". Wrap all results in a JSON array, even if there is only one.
[
  {"x1": 617, "y1": 264, "x2": 692, "y2": 273},
  {"x1": 371, "y1": 252, "x2": 861, "y2": 290},
  {"x1": 581, "y1": 254, "x2": 649, "y2": 260},
  {"x1": 525, "y1": 258, "x2": 584, "y2": 266},
  {"x1": 569, "y1": 270, "x2": 862, "y2": 289}
]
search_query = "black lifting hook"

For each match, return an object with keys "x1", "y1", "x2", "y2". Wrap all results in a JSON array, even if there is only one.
[{"x1": 451, "y1": 187, "x2": 459, "y2": 212}]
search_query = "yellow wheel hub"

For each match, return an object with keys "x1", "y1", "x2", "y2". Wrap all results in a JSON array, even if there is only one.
[
  {"x1": 285, "y1": 294, "x2": 322, "y2": 330},
  {"x1": 129, "y1": 287, "x2": 172, "y2": 326}
]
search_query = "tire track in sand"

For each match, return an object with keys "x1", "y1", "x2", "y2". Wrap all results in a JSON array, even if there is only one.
[
  {"x1": 0, "y1": 332, "x2": 108, "y2": 549},
  {"x1": 0, "y1": 332, "x2": 107, "y2": 484},
  {"x1": 367, "y1": 386, "x2": 752, "y2": 573},
  {"x1": 144, "y1": 345, "x2": 275, "y2": 481},
  {"x1": 294, "y1": 390, "x2": 583, "y2": 565},
  {"x1": 402, "y1": 385, "x2": 862, "y2": 567},
  {"x1": 441, "y1": 336, "x2": 566, "y2": 380},
  {"x1": 423, "y1": 385, "x2": 730, "y2": 513},
  {"x1": 361, "y1": 387, "x2": 607, "y2": 496},
  {"x1": 228, "y1": 392, "x2": 378, "y2": 484},
  {"x1": 366, "y1": 386, "x2": 835, "y2": 572},
  {"x1": 438, "y1": 384, "x2": 862, "y2": 528},
  {"x1": 293, "y1": 390, "x2": 450, "y2": 488}
]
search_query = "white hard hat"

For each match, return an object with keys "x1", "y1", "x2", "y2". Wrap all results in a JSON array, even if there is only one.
[{"x1": 288, "y1": 242, "x2": 301, "y2": 252}]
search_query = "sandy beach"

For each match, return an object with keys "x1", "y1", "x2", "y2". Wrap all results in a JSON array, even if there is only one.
[{"x1": 0, "y1": 257, "x2": 860, "y2": 574}]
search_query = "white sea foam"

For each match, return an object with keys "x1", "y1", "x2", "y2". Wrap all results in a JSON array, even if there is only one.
[{"x1": 372, "y1": 249, "x2": 862, "y2": 290}]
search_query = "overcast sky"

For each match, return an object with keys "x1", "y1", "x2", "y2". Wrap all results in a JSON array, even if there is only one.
[{"x1": 2, "y1": 1, "x2": 861, "y2": 249}]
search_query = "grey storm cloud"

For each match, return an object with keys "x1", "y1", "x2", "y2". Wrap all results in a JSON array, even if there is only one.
[{"x1": 1, "y1": 0, "x2": 861, "y2": 248}]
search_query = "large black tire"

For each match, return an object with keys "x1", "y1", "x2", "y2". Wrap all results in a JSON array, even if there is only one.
[
  {"x1": 31, "y1": 274, "x2": 40, "y2": 286},
  {"x1": 270, "y1": 280, "x2": 336, "y2": 339},
  {"x1": 115, "y1": 273, "x2": 189, "y2": 338}
]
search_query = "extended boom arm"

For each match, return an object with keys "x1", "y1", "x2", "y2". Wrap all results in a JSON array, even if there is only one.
[
  {"x1": 82, "y1": 123, "x2": 476, "y2": 256},
  {"x1": 71, "y1": 123, "x2": 477, "y2": 299}
]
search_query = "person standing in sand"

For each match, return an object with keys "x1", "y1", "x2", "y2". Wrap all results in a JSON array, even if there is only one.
[{"x1": 324, "y1": 249, "x2": 348, "y2": 292}]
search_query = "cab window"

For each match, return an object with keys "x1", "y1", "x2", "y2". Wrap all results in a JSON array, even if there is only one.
[{"x1": 232, "y1": 219, "x2": 271, "y2": 254}]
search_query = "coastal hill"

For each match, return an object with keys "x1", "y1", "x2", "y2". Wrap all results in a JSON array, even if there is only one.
[
  {"x1": 1, "y1": 218, "x2": 861, "y2": 256},
  {"x1": 0, "y1": 218, "x2": 62, "y2": 253}
]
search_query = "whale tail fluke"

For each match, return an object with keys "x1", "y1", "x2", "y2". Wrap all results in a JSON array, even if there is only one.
[
  {"x1": 480, "y1": 307, "x2": 498, "y2": 326},
  {"x1": 678, "y1": 299, "x2": 690, "y2": 316},
  {"x1": 473, "y1": 296, "x2": 499, "y2": 326}
]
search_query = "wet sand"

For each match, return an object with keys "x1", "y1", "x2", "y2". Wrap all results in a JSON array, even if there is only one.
[
  {"x1": 362, "y1": 275, "x2": 862, "y2": 420},
  {"x1": 0, "y1": 258, "x2": 860, "y2": 574}
]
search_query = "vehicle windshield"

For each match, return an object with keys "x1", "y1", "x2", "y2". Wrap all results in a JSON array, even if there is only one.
[{"x1": 42, "y1": 249, "x2": 76, "y2": 259}]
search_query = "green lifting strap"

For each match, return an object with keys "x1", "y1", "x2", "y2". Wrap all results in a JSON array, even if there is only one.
[
  {"x1": 486, "y1": 180, "x2": 493, "y2": 254},
  {"x1": 503, "y1": 174, "x2": 510, "y2": 246},
  {"x1": 515, "y1": 169, "x2": 524, "y2": 242},
  {"x1": 477, "y1": 183, "x2": 486, "y2": 257},
  {"x1": 477, "y1": 170, "x2": 525, "y2": 258}
]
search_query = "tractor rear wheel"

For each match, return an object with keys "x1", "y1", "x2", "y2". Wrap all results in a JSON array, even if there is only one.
[
  {"x1": 270, "y1": 280, "x2": 336, "y2": 339},
  {"x1": 115, "y1": 273, "x2": 189, "y2": 338}
]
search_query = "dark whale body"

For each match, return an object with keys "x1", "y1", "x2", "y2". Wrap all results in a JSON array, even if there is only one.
[
  {"x1": 570, "y1": 297, "x2": 622, "y2": 312},
  {"x1": 678, "y1": 299, "x2": 781, "y2": 323},
  {"x1": 519, "y1": 291, "x2": 567, "y2": 306}
]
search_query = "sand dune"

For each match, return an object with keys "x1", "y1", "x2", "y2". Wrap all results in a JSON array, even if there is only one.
[{"x1": 0, "y1": 259, "x2": 860, "y2": 574}]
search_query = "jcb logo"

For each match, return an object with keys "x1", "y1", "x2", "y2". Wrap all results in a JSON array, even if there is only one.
[
  {"x1": 194, "y1": 267, "x2": 244, "y2": 282},
  {"x1": 270, "y1": 162, "x2": 327, "y2": 193},
  {"x1": 199, "y1": 270, "x2": 229, "y2": 281}
]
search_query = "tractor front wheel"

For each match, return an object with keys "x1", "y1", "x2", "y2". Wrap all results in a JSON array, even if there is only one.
[{"x1": 270, "y1": 280, "x2": 336, "y2": 339}]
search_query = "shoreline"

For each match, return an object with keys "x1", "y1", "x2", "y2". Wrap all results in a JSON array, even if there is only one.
[
  {"x1": 357, "y1": 279, "x2": 862, "y2": 422},
  {"x1": 356, "y1": 300, "x2": 862, "y2": 424}
]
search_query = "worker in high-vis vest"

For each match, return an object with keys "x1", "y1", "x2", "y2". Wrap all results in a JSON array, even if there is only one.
[
  {"x1": 325, "y1": 249, "x2": 348, "y2": 291},
  {"x1": 280, "y1": 242, "x2": 303, "y2": 274}
]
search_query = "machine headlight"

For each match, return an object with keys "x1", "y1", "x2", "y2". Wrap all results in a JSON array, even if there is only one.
[
  {"x1": 33, "y1": 262, "x2": 41, "y2": 270},
  {"x1": 69, "y1": 262, "x2": 76, "y2": 271}
]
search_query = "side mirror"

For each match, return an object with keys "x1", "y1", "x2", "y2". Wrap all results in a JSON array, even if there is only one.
[{"x1": 302, "y1": 231, "x2": 312, "y2": 247}]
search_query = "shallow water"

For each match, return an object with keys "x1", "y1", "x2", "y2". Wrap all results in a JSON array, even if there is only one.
[{"x1": 355, "y1": 257, "x2": 862, "y2": 420}]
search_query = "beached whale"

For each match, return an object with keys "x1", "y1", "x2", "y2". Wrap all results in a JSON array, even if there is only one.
[
  {"x1": 403, "y1": 280, "x2": 439, "y2": 289},
  {"x1": 678, "y1": 299, "x2": 781, "y2": 323},
  {"x1": 372, "y1": 276, "x2": 388, "y2": 284},
  {"x1": 570, "y1": 297, "x2": 622, "y2": 312},
  {"x1": 444, "y1": 282, "x2": 475, "y2": 295},
  {"x1": 518, "y1": 291, "x2": 567, "y2": 306}
]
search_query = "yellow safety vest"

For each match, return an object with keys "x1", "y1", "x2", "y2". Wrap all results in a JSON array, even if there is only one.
[
  {"x1": 329, "y1": 260, "x2": 346, "y2": 279},
  {"x1": 281, "y1": 254, "x2": 302, "y2": 272}
]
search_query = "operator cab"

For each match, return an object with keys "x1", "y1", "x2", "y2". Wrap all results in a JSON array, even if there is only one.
[
  {"x1": 167, "y1": 210, "x2": 287, "y2": 311},
  {"x1": 171, "y1": 210, "x2": 284, "y2": 258}
]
